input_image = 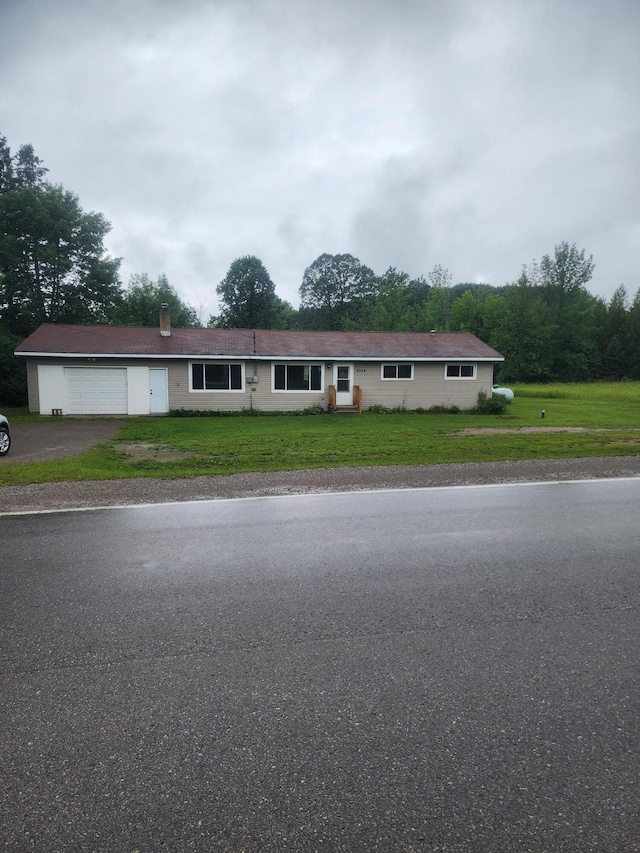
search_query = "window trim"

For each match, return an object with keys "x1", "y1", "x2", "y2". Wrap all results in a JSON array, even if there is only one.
[
  {"x1": 380, "y1": 363, "x2": 414, "y2": 381},
  {"x1": 189, "y1": 361, "x2": 245, "y2": 392},
  {"x1": 444, "y1": 363, "x2": 477, "y2": 380},
  {"x1": 271, "y1": 362, "x2": 324, "y2": 393}
]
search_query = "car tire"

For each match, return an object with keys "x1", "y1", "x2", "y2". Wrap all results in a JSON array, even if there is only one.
[{"x1": 0, "y1": 426, "x2": 10, "y2": 456}]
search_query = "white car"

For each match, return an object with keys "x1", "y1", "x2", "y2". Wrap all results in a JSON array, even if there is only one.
[{"x1": 0, "y1": 413, "x2": 10, "y2": 456}]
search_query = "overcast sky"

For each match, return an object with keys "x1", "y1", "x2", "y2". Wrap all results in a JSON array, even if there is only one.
[{"x1": 1, "y1": 0, "x2": 638, "y2": 317}]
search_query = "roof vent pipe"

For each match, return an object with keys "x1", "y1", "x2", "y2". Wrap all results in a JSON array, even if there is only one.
[{"x1": 160, "y1": 303, "x2": 171, "y2": 337}]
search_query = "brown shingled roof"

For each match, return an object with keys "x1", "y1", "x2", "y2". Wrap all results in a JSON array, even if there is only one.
[{"x1": 16, "y1": 324, "x2": 503, "y2": 361}]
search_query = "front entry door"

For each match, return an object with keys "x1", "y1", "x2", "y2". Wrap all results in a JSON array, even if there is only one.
[
  {"x1": 334, "y1": 363, "x2": 353, "y2": 407},
  {"x1": 149, "y1": 368, "x2": 169, "y2": 413}
]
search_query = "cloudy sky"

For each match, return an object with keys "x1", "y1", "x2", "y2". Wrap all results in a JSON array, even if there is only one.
[{"x1": 1, "y1": 0, "x2": 638, "y2": 316}]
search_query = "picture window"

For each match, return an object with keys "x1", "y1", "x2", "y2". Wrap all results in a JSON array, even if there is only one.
[
  {"x1": 274, "y1": 364, "x2": 322, "y2": 391},
  {"x1": 191, "y1": 363, "x2": 243, "y2": 391}
]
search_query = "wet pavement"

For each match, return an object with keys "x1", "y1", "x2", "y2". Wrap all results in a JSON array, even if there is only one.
[
  {"x1": 2, "y1": 480, "x2": 640, "y2": 851},
  {"x1": 2, "y1": 419, "x2": 125, "y2": 462}
]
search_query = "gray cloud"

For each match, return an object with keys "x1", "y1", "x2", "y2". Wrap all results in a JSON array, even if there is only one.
[{"x1": 1, "y1": 0, "x2": 638, "y2": 314}]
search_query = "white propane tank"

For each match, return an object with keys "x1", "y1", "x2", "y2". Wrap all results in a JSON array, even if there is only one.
[{"x1": 492, "y1": 384, "x2": 514, "y2": 402}]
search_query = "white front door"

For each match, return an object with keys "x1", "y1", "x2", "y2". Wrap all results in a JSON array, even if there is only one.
[
  {"x1": 149, "y1": 368, "x2": 168, "y2": 413},
  {"x1": 334, "y1": 363, "x2": 353, "y2": 406}
]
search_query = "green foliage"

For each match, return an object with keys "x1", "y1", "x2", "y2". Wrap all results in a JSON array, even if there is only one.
[
  {"x1": 119, "y1": 273, "x2": 198, "y2": 327},
  {"x1": 0, "y1": 326, "x2": 27, "y2": 405},
  {"x1": 428, "y1": 264, "x2": 452, "y2": 290},
  {"x1": 299, "y1": 253, "x2": 375, "y2": 330},
  {"x1": 369, "y1": 403, "x2": 461, "y2": 415},
  {"x1": 301, "y1": 403, "x2": 326, "y2": 415},
  {"x1": 214, "y1": 256, "x2": 286, "y2": 329},
  {"x1": 487, "y1": 270, "x2": 553, "y2": 382},
  {"x1": 512, "y1": 381, "x2": 640, "y2": 402},
  {"x1": 474, "y1": 390, "x2": 508, "y2": 415},
  {"x1": 424, "y1": 283, "x2": 453, "y2": 332},
  {"x1": 0, "y1": 135, "x2": 122, "y2": 337},
  {"x1": 340, "y1": 268, "x2": 431, "y2": 332},
  {"x1": 0, "y1": 137, "x2": 48, "y2": 191},
  {"x1": 538, "y1": 242, "x2": 597, "y2": 380},
  {"x1": 0, "y1": 184, "x2": 122, "y2": 336},
  {"x1": 169, "y1": 405, "x2": 327, "y2": 417}
]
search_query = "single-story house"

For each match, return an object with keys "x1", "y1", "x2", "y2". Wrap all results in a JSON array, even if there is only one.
[{"x1": 16, "y1": 308, "x2": 504, "y2": 416}]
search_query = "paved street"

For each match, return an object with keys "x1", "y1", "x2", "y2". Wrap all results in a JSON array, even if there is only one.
[{"x1": 2, "y1": 480, "x2": 640, "y2": 851}]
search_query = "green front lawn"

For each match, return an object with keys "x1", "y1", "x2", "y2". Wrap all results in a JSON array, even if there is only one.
[{"x1": 1, "y1": 382, "x2": 639, "y2": 486}]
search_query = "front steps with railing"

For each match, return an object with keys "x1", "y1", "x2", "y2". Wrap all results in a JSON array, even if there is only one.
[{"x1": 327, "y1": 384, "x2": 362, "y2": 414}]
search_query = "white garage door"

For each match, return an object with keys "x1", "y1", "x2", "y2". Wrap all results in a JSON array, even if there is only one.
[{"x1": 65, "y1": 368, "x2": 128, "y2": 415}]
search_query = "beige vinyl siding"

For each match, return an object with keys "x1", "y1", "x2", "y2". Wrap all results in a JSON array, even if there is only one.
[
  {"x1": 23, "y1": 358, "x2": 235, "y2": 414},
  {"x1": 23, "y1": 356, "x2": 495, "y2": 415},
  {"x1": 25, "y1": 357, "x2": 179, "y2": 415},
  {"x1": 26, "y1": 360, "x2": 39, "y2": 412},
  {"x1": 170, "y1": 361, "x2": 247, "y2": 411},
  {"x1": 253, "y1": 362, "x2": 325, "y2": 411},
  {"x1": 354, "y1": 361, "x2": 493, "y2": 410},
  {"x1": 174, "y1": 361, "x2": 326, "y2": 412}
]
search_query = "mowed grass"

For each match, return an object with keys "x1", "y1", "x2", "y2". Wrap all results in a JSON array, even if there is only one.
[{"x1": 0, "y1": 382, "x2": 639, "y2": 486}]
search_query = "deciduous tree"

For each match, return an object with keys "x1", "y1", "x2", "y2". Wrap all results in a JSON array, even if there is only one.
[
  {"x1": 299, "y1": 253, "x2": 374, "y2": 330},
  {"x1": 539, "y1": 242, "x2": 598, "y2": 379},
  {"x1": 424, "y1": 268, "x2": 453, "y2": 331},
  {"x1": 215, "y1": 256, "x2": 283, "y2": 328},
  {"x1": 119, "y1": 273, "x2": 198, "y2": 327},
  {"x1": 0, "y1": 136, "x2": 121, "y2": 337},
  {"x1": 486, "y1": 271, "x2": 552, "y2": 382},
  {"x1": 0, "y1": 182, "x2": 122, "y2": 336}
]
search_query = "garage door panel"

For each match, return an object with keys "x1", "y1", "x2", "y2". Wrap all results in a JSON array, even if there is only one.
[{"x1": 65, "y1": 368, "x2": 128, "y2": 414}]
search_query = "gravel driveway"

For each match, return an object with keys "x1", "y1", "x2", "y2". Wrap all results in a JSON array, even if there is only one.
[{"x1": 4, "y1": 419, "x2": 125, "y2": 462}]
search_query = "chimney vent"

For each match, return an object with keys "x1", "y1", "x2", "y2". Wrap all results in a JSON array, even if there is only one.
[{"x1": 159, "y1": 303, "x2": 171, "y2": 337}]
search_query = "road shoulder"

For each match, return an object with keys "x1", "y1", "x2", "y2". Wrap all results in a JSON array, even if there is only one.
[{"x1": 2, "y1": 456, "x2": 640, "y2": 514}]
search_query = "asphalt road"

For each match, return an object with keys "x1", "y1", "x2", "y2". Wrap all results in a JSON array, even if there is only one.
[{"x1": 2, "y1": 480, "x2": 640, "y2": 851}]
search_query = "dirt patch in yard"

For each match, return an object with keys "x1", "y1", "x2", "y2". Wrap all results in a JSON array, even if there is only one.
[
  {"x1": 116, "y1": 443, "x2": 196, "y2": 462},
  {"x1": 457, "y1": 426, "x2": 601, "y2": 436}
]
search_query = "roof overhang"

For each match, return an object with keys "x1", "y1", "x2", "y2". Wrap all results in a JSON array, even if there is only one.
[{"x1": 16, "y1": 351, "x2": 504, "y2": 362}]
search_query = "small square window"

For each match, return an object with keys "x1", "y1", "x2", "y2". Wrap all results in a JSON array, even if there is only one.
[
  {"x1": 445, "y1": 363, "x2": 476, "y2": 380},
  {"x1": 382, "y1": 363, "x2": 413, "y2": 380}
]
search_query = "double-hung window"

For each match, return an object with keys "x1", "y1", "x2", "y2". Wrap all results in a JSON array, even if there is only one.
[
  {"x1": 381, "y1": 363, "x2": 413, "y2": 380},
  {"x1": 273, "y1": 364, "x2": 322, "y2": 392},
  {"x1": 445, "y1": 363, "x2": 476, "y2": 379},
  {"x1": 191, "y1": 362, "x2": 243, "y2": 391}
]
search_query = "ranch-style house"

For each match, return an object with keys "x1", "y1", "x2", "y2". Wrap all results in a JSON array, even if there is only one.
[{"x1": 16, "y1": 307, "x2": 504, "y2": 416}]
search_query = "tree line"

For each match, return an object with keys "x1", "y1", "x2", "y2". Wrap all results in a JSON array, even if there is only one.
[
  {"x1": 1, "y1": 134, "x2": 639, "y2": 405},
  {"x1": 213, "y1": 248, "x2": 640, "y2": 386}
]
